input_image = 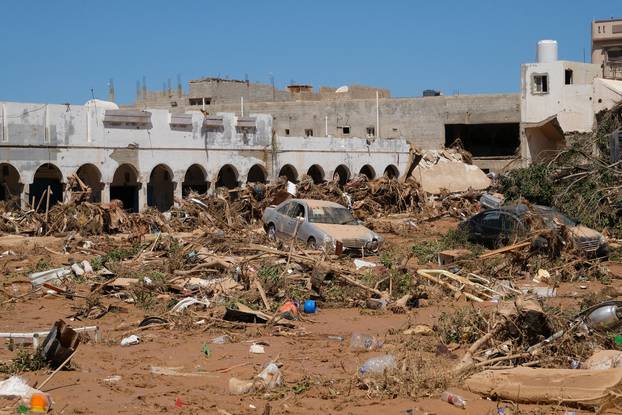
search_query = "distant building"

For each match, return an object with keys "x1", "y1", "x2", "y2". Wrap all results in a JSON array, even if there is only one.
[{"x1": 592, "y1": 18, "x2": 622, "y2": 80}]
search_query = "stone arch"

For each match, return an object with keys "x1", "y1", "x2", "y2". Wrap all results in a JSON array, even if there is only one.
[
  {"x1": 110, "y1": 163, "x2": 140, "y2": 212},
  {"x1": 31, "y1": 163, "x2": 63, "y2": 210},
  {"x1": 247, "y1": 164, "x2": 268, "y2": 184},
  {"x1": 307, "y1": 165, "x2": 325, "y2": 184},
  {"x1": 384, "y1": 164, "x2": 399, "y2": 179},
  {"x1": 182, "y1": 164, "x2": 209, "y2": 197},
  {"x1": 0, "y1": 163, "x2": 23, "y2": 207},
  {"x1": 216, "y1": 164, "x2": 239, "y2": 189},
  {"x1": 359, "y1": 164, "x2": 376, "y2": 180},
  {"x1": 278, "y1": 164, "x2": 298, "y2": 183},
  {"x1": 333, "y1": 164, "x2": 351, "y2": 187},
  {"x1": 75, "y1": 163, "x2": 103, "y2": 203},
  {"x1": 148, "y1": 164, "x2": 175, "y2": 212}
]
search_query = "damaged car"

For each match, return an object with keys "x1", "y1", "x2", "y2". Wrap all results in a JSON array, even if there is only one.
[
  {"x1": 263, "y1": 199, "x2": 383, "y2": 255},
  {"x1": 459, "y1": 204, "x2": 609, "y2": 257}
]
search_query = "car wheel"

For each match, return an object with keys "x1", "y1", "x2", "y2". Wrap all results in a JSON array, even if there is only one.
[
  {"x1": 267, "y1": 224, "x2": 277, "y2": 241},
  {"x1": 307, "y1": 237, "x2": 317, "y2": 249}
]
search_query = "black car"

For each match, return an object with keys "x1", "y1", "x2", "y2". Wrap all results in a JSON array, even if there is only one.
[{"x1": 458, "y1": 204, "x2": 609, "y2": 257}]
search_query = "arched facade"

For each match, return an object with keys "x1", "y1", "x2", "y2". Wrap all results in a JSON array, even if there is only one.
[
  {"x1": 110, "y1": 163, "x2": 140, "y2": 212},
  {"x1": 148, "y1": 164, "x2": 175, "y2": 212},
  {"x1": 182, "y1": 164, "x2": 209, "y2": 197},
  {"x1": 0, "y1": 163, "x2": 22, "y2": 207},
  {"x1": 359, "y1": 164, "x2": 376, "y2": 180},
  {"x1": 31, "y1": 163, "x2": 63, "y2": 210},
  {"x1": 384, "y1": 164, "x2": 399, "y2": 179},
  {"x1": 278, "y1": 164, "x2": 298, "y2": 183},
  {"x1": 247, "y1": 164, "x2": 268, "y2": 184},
  {"x1": 333, "y1": 164, "x2": 351, "y2": 187},
  {"x1": 76, "y1": 163, "x2": 103, "y2": 203},
  {"x1": 307, "y1": 165, "x2": 325, "y2": 184},
  {"x1": 216, "y1": 164, "x2": 239, "y2": 189}
]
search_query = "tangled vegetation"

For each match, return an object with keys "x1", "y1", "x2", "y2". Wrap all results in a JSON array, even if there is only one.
[{"x1": 500, "y1": 104, "x2": 622, "y2": 237}]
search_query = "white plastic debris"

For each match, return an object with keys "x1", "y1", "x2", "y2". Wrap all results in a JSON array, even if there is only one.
[
  {"x1": 354, "y1": 259, "x2": 377, "y2": 270},
  {"x1": 29, "y1": 268, "x2": 71, "y2": 286},
  {"x1": 287, "y1": 181, "x2": 297, "y2": 196},
  {"x1": 81, "y1": 260, "x2": 93, "y2": 274},
  {"x1": 120, "y1": 335, "x2": 140, "y2": 346},
  {"x1": 228, "y1": 362, "x2": 282, "y2": 395},
  {"x1": 257, "y1": 362, "x2": 282, "y2": 389},
  {"x1": 0, "y1": 375, "x2": 43, "y2": 399},
  {"x1": 71, "y1": 263, "x2": 85, "y2": 277},
  {"x1": 170, "y1": 297, "x2": 211, "y2": 313},
  {"x1": 249, "y1": 343, "x2": 265, "y2": 354}
]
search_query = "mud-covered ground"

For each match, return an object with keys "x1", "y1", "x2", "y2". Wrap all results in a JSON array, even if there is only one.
[{"x1": 0, "y1": 218, "x2": 620, "y2": 414}]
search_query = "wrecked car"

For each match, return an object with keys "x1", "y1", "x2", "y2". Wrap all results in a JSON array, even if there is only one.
[
  {"x1": 262, "y1": 199, "x2": 383, "y2": 255},
  {"x1": 459, "y1": 204, "x2": 609, "y2": 257}
]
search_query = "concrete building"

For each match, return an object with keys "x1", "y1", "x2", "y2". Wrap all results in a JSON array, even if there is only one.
[
  {"x1": 592, "y1": 18, "x2": 622, "y2": 80},
  {"x1": 0, "y1": 100, "x2": 409, "y2": 212}
]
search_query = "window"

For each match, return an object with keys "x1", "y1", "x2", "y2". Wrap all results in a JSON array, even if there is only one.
[
  {"x1": 532, "y1": 74, "x2": 549, "y2": 94},
  {"x1": 343, "y1": 126, "x2": 350, "y2": 135},
  {"x1": 286, "y1": 203, "x2": 305, "y2": 219},
  {"x1": 565, "y1": 69, "x2": 573, "y2": 85},
  {"x1": 188, "y1": 97, "x2": 211, "y2": 106},
  {"x1": 608, "y1": 48, "x2": 622, "y2": 63},
  {"x1": 277, "y1": 201, "x2": 292, "y2": 215},
  {"x1": 366, "y1": 127, "x2": 375, "y2": 138},
  {"x1": 170, "y1": 101, "x2": 178, "y2": 107},
  {"x1": 284, "y1": 129, "x2": 290, "y2": 136},
  {"x1": 304, "y1": 129, "x2": 313, "y2": 137}
]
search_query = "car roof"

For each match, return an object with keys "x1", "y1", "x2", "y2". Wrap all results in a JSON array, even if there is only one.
[{"x1": 290, "y1": 199, "x2": 346, "y2": 209}]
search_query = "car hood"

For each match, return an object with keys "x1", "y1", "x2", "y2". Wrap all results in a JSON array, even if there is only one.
[
  {"x1": 569, "y1": 225, "x2": 602, "y2": 240},
  {"x1": 312, "y1": 223, "x2": 377, "y2": 241}
]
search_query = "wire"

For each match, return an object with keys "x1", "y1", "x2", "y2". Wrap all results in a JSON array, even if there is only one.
[{"x1": 0, "y1": 104, "x2": 47, "y2": 119}]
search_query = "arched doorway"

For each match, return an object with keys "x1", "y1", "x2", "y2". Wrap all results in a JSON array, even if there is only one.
[
  {"x1": 247, "y1": 164, "x2": 267, "y2": 184},
  {"x1": 182, "y1": 164, "x2": 209, "y2": 197},
  {"x1": 75, "y1": 163, "x2": 103, "y2": 202},
  {"x1": 110, "y1": 164, "x2": 140, "y2": 213},
  {"x1": 278, "y1": 164, "x2": 298, "y2": 183},
  {"x1": 216, "y1": 164, "x2": 239, "y2": 189},
  {"x1": 307, "y1": 165, "x2": 325, "y2": 184},
  {"x1": 31, "y1": 163, "x2": 63, "y2": 210},
  {"x1": 333, "y1": 164, "x2": 350, "y2": 187},
  {"x1": 148, "y1": 164, "x2": 175, "y2": 212},
  {"x1": 0, "y1": 163, "x2": 22, "y2": 207},
  {"x1": 359, "y1": 165, "x2": 376, "y2": 180},
  {"x1": 384, "y1": 165, "x2": 399, "y2": 179}
]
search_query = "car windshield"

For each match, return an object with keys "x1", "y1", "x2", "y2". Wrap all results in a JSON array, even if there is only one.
[
  {"x1": 541, "y1": 211, "x2": 576, "y2": 227},
  {"x1": 308, "y1": 206, "x2": 358, "y2": 225}
]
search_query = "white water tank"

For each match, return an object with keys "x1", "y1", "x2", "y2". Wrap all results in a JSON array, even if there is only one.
[{"x1": 536, "y1": 40, "x2": 558, "y2": 63}]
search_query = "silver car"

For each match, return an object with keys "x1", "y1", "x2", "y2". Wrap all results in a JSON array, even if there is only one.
[{"x1": 262, "y1": 199, "x2": 384, "y2": 255}]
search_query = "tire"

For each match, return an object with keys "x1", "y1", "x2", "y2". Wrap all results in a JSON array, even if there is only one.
[
  {"x1": 267, "y1": 224, "x2": 277, "y2": 241},
  {"x1": 307, "y1": 237, "x2": 317, "y2": 249}
]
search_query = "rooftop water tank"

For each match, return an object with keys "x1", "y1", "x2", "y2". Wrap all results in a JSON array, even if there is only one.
[{"x1": 536, "y1": 40, "x2": 558, "y2": 63}]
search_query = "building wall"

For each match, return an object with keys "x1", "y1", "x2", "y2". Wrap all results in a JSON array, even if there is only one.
[
  {"x1": 209, "y1": 94, "x2": 520, "y2": 150},
  {"x1": 592, "y1": 18, "x2": 622, "y2": 80},
  {"x1": 520, "y1": 60, "x2": 599, "y2": 132},
  {"x1": 0, "y1": 101, "x2": 410, "y2": 211}
]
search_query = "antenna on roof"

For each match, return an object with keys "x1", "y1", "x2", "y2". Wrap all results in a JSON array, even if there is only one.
[
  {"x1": 135, "y1": 80, "x2": 141, "y2": 101},
  {"x1": 177, "y1": 74, "x2": 183, "y2": 97},
  {"x1": 108, "y1": 78, "x2": 115, "y2": 102},
  {"x1": 142, "y1": 76, "x2": 147, "y2": 100}
]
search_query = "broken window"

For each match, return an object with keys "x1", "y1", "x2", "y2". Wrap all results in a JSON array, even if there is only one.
[
  {"x1": 304, "y1": 129, "x2": 313, "y2": 137},
  {"x1": 366, "y1": 127, "x2": 375, "y2": 138},
  {"x1": 532, "y1": 74, "x2": 549, "y2": 94},
  {"x1": 565, "y1": 69, "x2": 573, "y2": 85},
  {"x1": 607, "y1": 48, "x2": 622, "y2": 63},
  {"x1": 284, "y1": 129, "x2": 290, "y2": 136}
]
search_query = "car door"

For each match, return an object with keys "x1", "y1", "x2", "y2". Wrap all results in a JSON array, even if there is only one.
[
  {"x1": 499, "y1": 212, "x2": 521, "y2": 244},
  {"x1": 275, "y1": 201, "x2": 294, "y2": 237},
  {"x1": 283, "y1": 201, "x2": 305, "y2": 238}
]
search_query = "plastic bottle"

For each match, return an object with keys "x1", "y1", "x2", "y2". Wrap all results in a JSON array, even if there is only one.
[
  {"x1": 359, "y1": 355, "x2": 396, "y2": 376},
  {"x1": 440, "y1": 391, "x2": 466, "y2": 408},
  {"x1": 350, "y1": 332, "x2": 383, "y2": 352}
]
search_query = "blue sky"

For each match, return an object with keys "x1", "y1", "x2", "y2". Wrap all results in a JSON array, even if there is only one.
[{"x1": 0, "y1": 1, "x2": 616, "y2": 104}]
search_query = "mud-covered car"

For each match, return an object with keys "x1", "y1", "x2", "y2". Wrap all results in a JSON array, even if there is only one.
[
  {"x1": 458, "y1": 204, "x2": 609, "y2": 257},
  {"x1": 262, "y1": 199, "x2": 383, "y2": 255}
]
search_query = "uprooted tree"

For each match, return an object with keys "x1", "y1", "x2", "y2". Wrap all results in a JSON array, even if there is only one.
[{"x1": 501, "y1": 104, "x2": 622, "y2": 238}]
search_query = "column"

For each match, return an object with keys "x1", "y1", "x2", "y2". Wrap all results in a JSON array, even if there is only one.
[
  {"x1": 21, "y1": 183, "x2": 30, "y2": 209},
  {"x1": 101, "y1": 183, "x2": 111, "y2": 204}
]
